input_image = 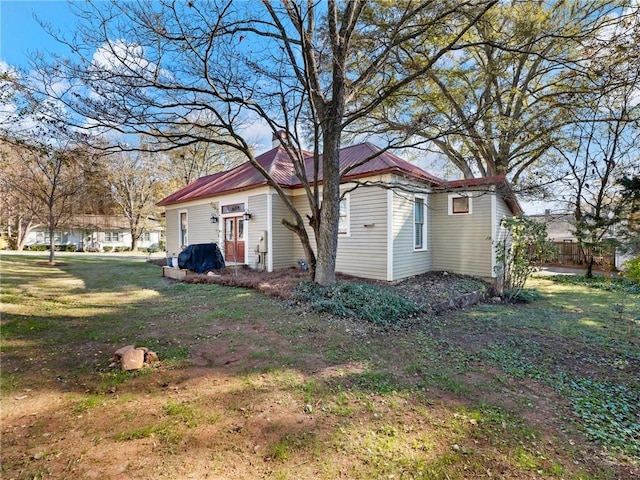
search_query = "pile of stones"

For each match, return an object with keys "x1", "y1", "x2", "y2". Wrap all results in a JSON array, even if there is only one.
[{"x1": 110, "y1": 345, "x2": 159, "y2": 371}]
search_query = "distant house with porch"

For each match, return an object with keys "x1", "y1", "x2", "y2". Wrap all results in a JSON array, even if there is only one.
[
  {"x1": 158, "y1": 138, "x2": 523, "y2": 283},
  {"x1": 25, "y1": 215, "x2": 163, "y2": 252}
]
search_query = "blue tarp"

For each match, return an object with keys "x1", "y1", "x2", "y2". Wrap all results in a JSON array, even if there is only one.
[{"x1": 177, "y1": 243, "x2": 225, "y2": 273}]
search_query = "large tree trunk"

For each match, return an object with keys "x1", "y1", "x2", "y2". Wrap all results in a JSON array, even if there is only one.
[
  {"x1": 15, "y1": 221, "x2": 28, "y2": 251},
  {"x1": 586, "y1": 256, "x2": 595, "y2": 278},
  {"x1": 10, "y1": 216, "x2": 32, "y2": 251},
  {"x1": 315, "y1": 129, "x2": 342, "y2": 286},
  {"x1": 129, "y1": 216, "x2": 143, "y2": 252},
  {"x1": 130, "y1": 226, "x2": 139, "y2": 252}
]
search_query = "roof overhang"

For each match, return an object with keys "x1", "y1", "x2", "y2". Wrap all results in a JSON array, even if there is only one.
[{"x1": 437, "y1": 175, "x2": 523, "y2": 215}]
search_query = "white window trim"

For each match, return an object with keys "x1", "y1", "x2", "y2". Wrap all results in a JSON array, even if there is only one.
[
  {"x1": 448, "y1": 193, "x2": 473, "y2": 215},
  {"x1": 413, "y1": 194, "x2": 427, "y2": 251},
  {"x1": 338, "y1": 193, "x2": 351, "y2": 237},
  {"x1": 103, "y1": 232, "x2": 120, "y2": 243},
  {"x1": 178, "y1": 209, "x2": 188, "y2": 247},
  {"x1": 45, "y1": 231, "x2": 63, "y2": 243}
]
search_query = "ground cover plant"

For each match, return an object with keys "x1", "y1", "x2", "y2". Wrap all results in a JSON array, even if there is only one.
[
  {"x1": 1, "y1": 253, "x2": 638, "y2": 479},
  {"x1": 292, "y1": 280, "x2": 421, "y2": 327}
]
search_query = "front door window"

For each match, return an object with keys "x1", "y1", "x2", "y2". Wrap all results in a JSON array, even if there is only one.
[{"x1": 224, "y1": 216, "x2": 245, "y2": 263}]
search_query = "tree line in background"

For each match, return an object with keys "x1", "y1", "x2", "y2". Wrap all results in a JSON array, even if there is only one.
[
  {"x1": 0, "y1": 131, "x2": 242, "y2": 259},
  {"x1": 0, "y1": 0, "x2": 638, "y2": 282}
]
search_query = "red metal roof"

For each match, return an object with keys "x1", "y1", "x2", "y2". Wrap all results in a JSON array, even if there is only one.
[
  {"x1": 157, "y1": 148, "x2": 303, "y2": 206},
  {"x1": 315, "y1": 142, "x2": 445, "y2": 186},
  {"x1": 445, "y1": 175, "x2": 507, "y2": 189},
  {"x1": 157, "y1": 143, "x2": 520, "y2": 214}
]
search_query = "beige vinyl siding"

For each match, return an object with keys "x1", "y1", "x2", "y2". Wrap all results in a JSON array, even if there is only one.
[
  {"x1": 494, "y1": 197, "x2": 512, "y2": 237},
  {"x1": 291, "y1": 186, "x2": 389, "y2": 280},
  {"x1": 291, "y1": 193, "x2": 316, "y2": 262},
  {"x1": 187, "y1": 203, "x2": 221, "y2": 245},
  {"x1": 492, "y1": 196, "x2": 514, "y2": 282},
  {"x1": 164, "y1": 203, "x2": 221, "y2": 257},
  {"x1": 392, "y1": 191, "x2": 433, "y2": 281},
  {"x1": 247, "y1": 194, "x2": 269, "y2": 268},
  {"x1": 432, "y1": 191, "x2": 493, "y2": 278},
  {"x1": 335, "y1": 186, "x2": 388, "y2": 280},
  {"x1": 165, "y1": 208, "x2": 180, "y2": 256},
  {"x1": 270, "y1": 193, "x2": 296, "y2": 269}
]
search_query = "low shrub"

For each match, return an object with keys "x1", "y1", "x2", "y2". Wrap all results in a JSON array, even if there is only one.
[
  {"x1": 115, "y1": 246, "x2": 130, "y2": 253},
  {"x1": 507, "y1": 288, "x2": 542, "y2": 303},
  {"x1": 24, "y1": 244, "x2": 75, "y2": 252},
  {"x1": 25, "y1": 244, "x2": 48, "y2": 251},
  {"x1": 293, "y1": 281, "x2": 420, "y2": 327},
  {"x1": 622, "y1": 255, "x2": 640, "y2": 285},
  {"x1": 103, "y1": 246, "x2": 113, "y2": 252}
]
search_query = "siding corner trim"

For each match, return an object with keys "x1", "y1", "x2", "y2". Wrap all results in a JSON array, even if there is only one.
[{"x1": 387, "y1": 189, "x2": 394, "y2": 281}]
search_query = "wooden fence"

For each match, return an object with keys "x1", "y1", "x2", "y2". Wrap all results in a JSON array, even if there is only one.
[{"x1": 538, "y1": 242, "x2": 616, "y2": 269}]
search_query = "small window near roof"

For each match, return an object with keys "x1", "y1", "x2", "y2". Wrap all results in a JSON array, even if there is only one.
[{"x1": 449, "y1": 194, "x2": 472, "y2": 215}]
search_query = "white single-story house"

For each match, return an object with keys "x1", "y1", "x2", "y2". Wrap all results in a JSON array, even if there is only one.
[
  {"x1": 25, "y1": 214, "x2": 163, "y2": 252},
  {"x1": 157, "y1": 140, "x2": 522, "y2": 283}
]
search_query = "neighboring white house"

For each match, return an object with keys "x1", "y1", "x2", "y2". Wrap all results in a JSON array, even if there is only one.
[
  {"x1": 25, "y1": 215, "x2": 163, "y2": 252},
  {"x1": 157, "y1": 141, "x2": 522, "y2": 283}
]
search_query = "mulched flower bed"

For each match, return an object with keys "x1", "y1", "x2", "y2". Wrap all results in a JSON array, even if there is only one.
[{"x1": 151, "y1": 260, "x2": 493, "y2": 312}]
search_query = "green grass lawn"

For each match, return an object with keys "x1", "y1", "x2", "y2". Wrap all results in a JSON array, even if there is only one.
[{"x1": 1, "y1": 253, "x2": 638, "y2": 479}]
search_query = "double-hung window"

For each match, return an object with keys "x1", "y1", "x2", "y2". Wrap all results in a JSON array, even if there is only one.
[
  {"x1": 338, "y1": 194, "x2": 350, "y2": 236},
  {"x1": 414, "y1": 196, "x2": 426, "y2": 250},
  {"x1": 104, "y1": 232, "x2": 120, "y2": 242},
  {"x1": 179, "y1": 211, "x2": 188, "y2": 246},
  {"x1": 44, "y1": 231, "x2": 62, "y2": 243}
]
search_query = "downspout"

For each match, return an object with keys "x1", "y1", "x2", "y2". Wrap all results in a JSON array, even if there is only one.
[
  {"x1": 387, "y1": 189, "x2": 394, "y2": 281},
  {"x1": 267, "y1": 192, "x2": 273, "y2": 272},
  {"x1": 491, "y1": 191, "x2": 497, "y2": 278}
]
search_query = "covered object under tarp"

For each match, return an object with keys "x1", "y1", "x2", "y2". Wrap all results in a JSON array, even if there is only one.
[{"x1": 177, "y1": 243, "x2": 225, "y2": 273}]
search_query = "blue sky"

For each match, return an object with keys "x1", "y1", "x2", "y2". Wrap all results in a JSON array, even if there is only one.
[
  {"x1": 0, "y1": 0, "x2": 76, "y2": 69},
  {"x1": 0, "y1": 1, "x2": 553, "y2": 213}
]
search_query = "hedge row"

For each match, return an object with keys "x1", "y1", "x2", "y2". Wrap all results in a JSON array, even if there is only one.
[
  {"x1": 24, "y1": 244, "x2": 77, "y2": 252},
  {"x1": 23, "y1": 244, "x2": 161, "y2": 254}
]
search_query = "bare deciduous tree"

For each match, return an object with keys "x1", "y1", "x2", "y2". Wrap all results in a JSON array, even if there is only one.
[
  {"x1": 553, "y1": 12, "x2": 640, "y2": 276},
  {"x1": 0, "y1": 142, "x2": 45, "y2": 250},
  {"x1": 0, "y1": 141, "x2": 87, "y2": 263},
  {"x1": 32, "y1": 0, "x2": 496, "y2": 285},
  {"x1": 105, "y1": 148, "x2": 164, "y2": 252},
  {"x1": 153, "y1": 119, "x2": 248, "y2": 188},
  {"x1": 0, "y1": 66, "x2": 97, "y2": 261}
]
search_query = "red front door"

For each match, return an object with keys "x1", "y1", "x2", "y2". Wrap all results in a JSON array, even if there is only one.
[{"x1": 224, "y1": 216, "x2": 245, "y2": 263}]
